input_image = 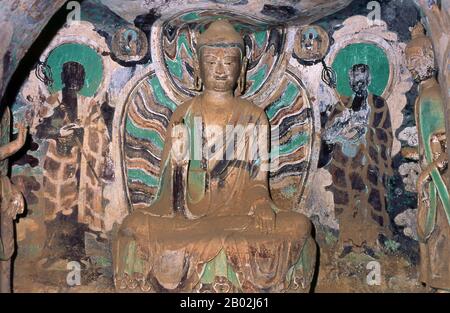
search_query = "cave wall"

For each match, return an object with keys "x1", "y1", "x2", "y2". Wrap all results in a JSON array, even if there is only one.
[{"x1": 0, "y1": 0, "x2": 66, "y2": 99}]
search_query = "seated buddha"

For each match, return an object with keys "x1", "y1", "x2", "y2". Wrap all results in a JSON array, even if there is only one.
[{"x1": 113, "y1": 20, "x2": 316, "y2": 292}]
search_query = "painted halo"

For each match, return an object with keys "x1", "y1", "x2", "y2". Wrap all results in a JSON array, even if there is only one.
[
  {"x1": 294, "y1": 25, "x2": 330, "y2": 64},
  {"x1": 45, "y1": 43, "x2": 104, "y2": 97},
  {"x1": 156, "y1": 10, "x2": 286, "y2": 98},
  {"x1": 332, "y1": 43, "x2": 390, "y2": 97}
]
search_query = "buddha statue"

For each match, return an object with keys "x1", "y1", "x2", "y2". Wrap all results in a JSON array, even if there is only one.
[
  {"x1": 406, "y1": 22, "x2": 450, "y2": 292},
  {"x1": 113, "y1": 20, "x2": 316, "y2": 292}
]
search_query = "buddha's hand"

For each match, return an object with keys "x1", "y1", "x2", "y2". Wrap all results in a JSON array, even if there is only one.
[
  {"x1": 60, "y1": 123, "x2": 81, "y2": 137},
  {"x1": 252, "y1": 202, "x2": 275, "y2": 234}
]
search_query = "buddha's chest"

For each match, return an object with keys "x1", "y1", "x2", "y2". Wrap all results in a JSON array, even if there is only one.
[{"x1": 201, "y1": 113, "x2": 232, "y2": 130}]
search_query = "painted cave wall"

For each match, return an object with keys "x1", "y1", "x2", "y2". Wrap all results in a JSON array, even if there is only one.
[{"x1": 1, "y1": 0, "x2": 439, "y2": 291}]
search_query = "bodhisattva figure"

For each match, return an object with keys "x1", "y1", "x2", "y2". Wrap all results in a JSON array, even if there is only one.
[
  {"x1": 322, "y1": 64, "x2": 392, "y2": 254},
  {"x1": 0, "y1": 109, "x2": 27, "y2": 293},
  {"x1": 113, "y1": 20, "x2": 317, "y2": 292},
  {"x1": 406, "y1": 23, "x2": 450, "y2": 292}
]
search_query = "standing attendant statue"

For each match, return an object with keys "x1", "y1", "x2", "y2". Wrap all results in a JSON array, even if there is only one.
[
  {"x1": 406, "y1": 22, "x2": 450, "y2": 293},
  {"x1": 0, "y1": 107, "x2": 27, "y2": 293}
]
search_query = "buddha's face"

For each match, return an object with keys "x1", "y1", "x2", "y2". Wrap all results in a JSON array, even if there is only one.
[{"x1": 198, "y1": 46, "x2": 242, "y2": 92}]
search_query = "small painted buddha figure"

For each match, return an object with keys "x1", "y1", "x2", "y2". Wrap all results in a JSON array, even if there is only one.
[
  {"x1": 406, "y1": 22, "x2": 450, "y2": 293},
  {"x1": 113, "y1": 20, "x2": 316, "y2": 293}
]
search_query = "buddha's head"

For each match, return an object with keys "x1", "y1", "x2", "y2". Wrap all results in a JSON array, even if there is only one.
[
  {"x1": 348, "y1": 64, "x2": 371, "y2": 97},
  {"x1": 194, "y1": 19, "x2": 247, "y2": 94},
  {"x1": 405, "y1": 23, "x2": 436, "y2": 82}
]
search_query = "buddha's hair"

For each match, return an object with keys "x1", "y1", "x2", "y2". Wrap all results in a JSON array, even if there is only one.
[{"x1": 197, "y1": 43, "x2": 245, "y2": 61}]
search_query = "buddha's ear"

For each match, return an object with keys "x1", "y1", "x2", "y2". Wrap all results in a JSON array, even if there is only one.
[
  {"x1": 237, "y1": 56, "x2": 249, "y2": 95},
  {"x1": 192, "y1": 57, "x2": 203, "y2": 92}
]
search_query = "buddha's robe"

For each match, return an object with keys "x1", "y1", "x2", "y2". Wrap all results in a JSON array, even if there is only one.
[
  {"x1": 114, "y1": 95, "x2": 314, "y2": 291},
  {"x1": 416, "y1": 82, "x2": 450, "y2": 290}
]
